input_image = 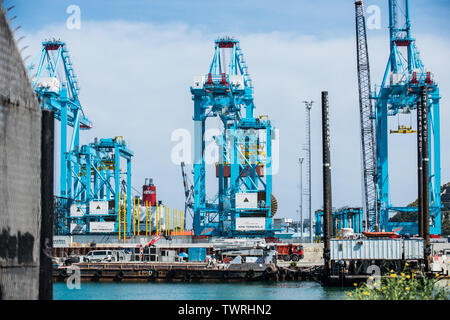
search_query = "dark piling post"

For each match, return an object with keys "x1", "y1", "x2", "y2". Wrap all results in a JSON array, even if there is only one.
[
  {"x1": 421, "y1": 86, "x2": 431, "y2": 271},
  {"x1": 417, "y1": 101, "x2": 423, "y2": 238},
  {"x1": 322, "y1": 91, "x2": 332, "y2": 280},
  {"x1": 39, "y1": 110, "x2": 54, "y2": 300}
]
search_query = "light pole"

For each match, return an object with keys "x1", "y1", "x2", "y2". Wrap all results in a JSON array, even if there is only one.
[
  {"x1": 302, "y1": 100, "x2": 314, "y2": 243},
  {"x1": 299, "y1": 157, "x2": 304, "y2": 239}
]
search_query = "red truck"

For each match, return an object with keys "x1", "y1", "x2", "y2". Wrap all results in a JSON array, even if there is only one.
[{"x1": 276, "y1": 243, "x2": 304, "y2": 262}]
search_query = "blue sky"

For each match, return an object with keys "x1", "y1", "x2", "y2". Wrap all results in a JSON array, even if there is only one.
[
  {"x1": 5, "y1": 0, "x2": 450, "y2": 226},
  {"x1": 9, "y1": 0, "x2": 450, "y2": 37}
]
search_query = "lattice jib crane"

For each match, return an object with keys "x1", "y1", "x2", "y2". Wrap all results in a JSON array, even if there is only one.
[
  {"x1": 190, "y1": 36, "x2": 277, "y2": 237},
  {"x1": 355, "y1": 1, "x2": 378, "y2": 231}
]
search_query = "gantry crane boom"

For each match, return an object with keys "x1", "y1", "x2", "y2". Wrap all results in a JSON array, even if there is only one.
[
  {"x1": 373, "y1": 0, "x2": 441, "y2": 235},
  {"x1": 30, "y1": 40, "x2": 135, "y2": 236},
  {"x1": 180, "y1": 161, "x2": 194, "y2": 228},
  {"x1": 181, "y1": 161, "x2": 191, "y2": 199},
  {"x1": 190, "y1": 36, "x2": 276, "y2": 237},
  {"x1": 355, "y1": 1, "x2": 378, "y2": 231}
]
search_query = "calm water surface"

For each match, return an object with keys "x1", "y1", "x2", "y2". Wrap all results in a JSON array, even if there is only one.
[{"x1": 54, "y1": 281, "x2": 348, "y2": 300}]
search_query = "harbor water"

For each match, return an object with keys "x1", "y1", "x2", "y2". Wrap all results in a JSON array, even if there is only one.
[{"x1": 54, "y1": 281, "x2": 348, "y2": 300}]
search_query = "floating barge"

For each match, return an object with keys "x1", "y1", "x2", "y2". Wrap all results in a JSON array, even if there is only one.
[
  {"x1": 53, "y1": 262, "x2": 325, "y2": 282},
  {"x1": 54, "y1": 262, "x2": 277, "y2": 282}
]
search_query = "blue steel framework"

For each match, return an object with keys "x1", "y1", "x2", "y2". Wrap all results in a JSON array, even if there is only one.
[
  {"x1": 190, "y1": 37, "x2": 275, "y2": 237},
  {"x1": 374, "y1": 0, "x2": 441, "y2": 234},
  {"x1": 30, "y1": 40, "x2": 134, "y2": 235},
  {"x1": 65, "y1": 137, "x2": 133, "y2": 234},
  {"x1": 315, "y1": 208, "x2": 364, "y2": 238}
]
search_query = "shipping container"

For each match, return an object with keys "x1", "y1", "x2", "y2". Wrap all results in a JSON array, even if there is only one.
[
  {"x1": 215, "y1": 164, "x2": 264, "y2": 178},
  {"x1": 403, "y1": 239, "x2": 424, "y2": 260},
  {"x1": 142, "y1": 184, "x2": 156, "y2": 207},
  {"x1": 161, "y1": 256, "x2": 176, "y2": 262},
  {"x1": 188, "y1": 247, "x2": 207, "y2": 262},
  {"x1": 331, "y1": 239, "x2": 403, "y2": 260}
]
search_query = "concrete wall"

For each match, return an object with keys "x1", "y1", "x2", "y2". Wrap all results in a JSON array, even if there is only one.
[
  {"x1": 0, "y1": 5, "x2": 42, "y2": 300},
  {"x1": 302, "y1": 243, "x2": 324, "y2": 263}
]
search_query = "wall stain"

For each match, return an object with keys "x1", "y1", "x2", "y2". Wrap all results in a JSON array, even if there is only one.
[
  {"x1": 0, "y1": 228, "x2": 34, "y2": 264},
  {"x1": 18, "y1": 232, "x2": 34, "y2": 264}
]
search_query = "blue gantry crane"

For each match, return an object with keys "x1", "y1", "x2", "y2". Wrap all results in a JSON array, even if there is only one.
[
  {"x1": 368, "y1": 1, "x2": 441, "y2": 235},
  {"x1": 190, "y1": 36, "x2": 277, "y2": 237},
  {"x1": 31, "y1": 40, "x2": 92, "y2": 201},
  {"x1": 65, "y1": 137, "x2": 134, "y2": 234},
  {"x1": 29, "y1": 40, "x2": 134, "y2": 235},
  {"x1": 315, "y1": 207, "x2": 364, "y2": 239}
]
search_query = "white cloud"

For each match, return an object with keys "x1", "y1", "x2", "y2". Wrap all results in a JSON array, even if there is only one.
[{"x1": 23, "y1": 20, "x2": 450, "y2": 227}]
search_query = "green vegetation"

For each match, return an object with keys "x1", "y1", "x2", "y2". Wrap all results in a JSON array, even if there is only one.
[
  {"x1": 389, "y1": 183, "x2": 450, "y2": 236},
  {"x1": 389, "y1": 211, "x2": 449, "y2": 236},
  {"x1": 389, "y1": 211, "x2": 417, "y2": 223},
  {"x1": 346, "y1": 268, "x2": 449, "y2": 300}
]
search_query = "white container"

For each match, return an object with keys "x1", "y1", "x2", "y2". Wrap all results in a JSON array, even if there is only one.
[
  {"x1": 161, "y1": 256, "x2": 175, "y2": 263},
  {"x1": 331, "y1": 239, "x2": 403, "y2": 260},
  {"x1": 338, "y1": 228, "x2": 354, "y2": 239},
  {"x1": 53, "y1": 236, "x2": 72, "y2": 248},
  {"x1": 36, "y1": 77, "x2": 60, "y2": 93},
  {"x1": 89, "y1": 222, "x2": 115, "y2": 233},
  {"x1": 235, "y1": 217, "x2": 266, "y2": 231},
  {"x1": 235, "y1": 193, "x2": 257, "y2": 209},
  {"x1": 70, "y1": 204, "x2": 84, "y2": 217},
  {"x1": 403, "y1": 239, "x2": 424, "y2": 260},
  {"x1": 89, "y1": 201, "x2": 108, "y2": 215},
  {"x1": 70, "y1": 223, "x2": 86, "y2": 234},
  {"x1": 166, "y1": 250, "x2": 176, "y2": 257}
]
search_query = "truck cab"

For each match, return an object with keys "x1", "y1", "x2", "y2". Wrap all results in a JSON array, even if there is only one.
[{"x1": 277, "y1": 243, "x2": 304, "y2": 262}]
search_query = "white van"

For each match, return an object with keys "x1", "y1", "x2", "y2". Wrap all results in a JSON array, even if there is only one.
[{"x1": 84, "y1": 250, "x2": 115, "y2": 263}]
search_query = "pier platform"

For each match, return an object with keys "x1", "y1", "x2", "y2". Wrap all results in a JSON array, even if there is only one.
[{"x1": 53, "y1": 261, "x2": 325, "y2": 282}]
